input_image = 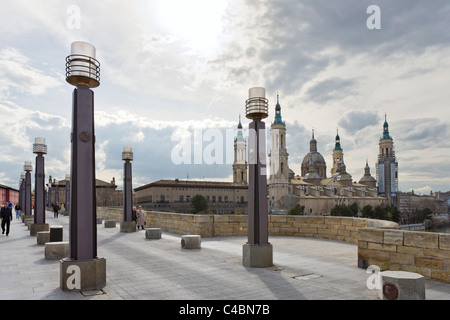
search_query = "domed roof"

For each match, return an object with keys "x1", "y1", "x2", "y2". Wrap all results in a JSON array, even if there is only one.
[
  {"x1": 302, "y1": 152, "x2": 326, "y2": 165},
  {"x1": 359, "y1": 175, "x2": 376, "y2": 182}
]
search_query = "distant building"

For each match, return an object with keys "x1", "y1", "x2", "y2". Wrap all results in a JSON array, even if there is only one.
[
  {"x1": 47, "y1": 176, "x2": 122, "y2": 209},
  {"x1": 135, "y1": 119, "x2": 249, "y2": 214},
  {"x1": 0, "y1": 184, "x2": 19, "y2": 204},
  {"x1": 267, "y1": 95, "x2": 386, "y2": 215},
  {"x1": 134, "y1": 179, "x2": 248, "y2": 214}
]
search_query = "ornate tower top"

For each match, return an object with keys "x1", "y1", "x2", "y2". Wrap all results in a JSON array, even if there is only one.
[
  {"x1": 273, "y1": 93, "x2": 284, "y2": 125},
  {"x1": 382, "y1": 113, "x2": 392, "y2": 140},
  {"x1": 334, "y1": 128, "x2": 342, "y2": 151}
]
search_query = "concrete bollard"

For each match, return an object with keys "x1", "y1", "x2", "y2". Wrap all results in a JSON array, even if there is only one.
[
  {"x1": 104, "y1": 220, "x2": 116, "y2": 228},
  {"x1": 379, "y1": 271, "x2": 425, "y2": 300},
  {"x1": 145, "y1": 228, "x2": 162, "y2": 240},
  {"x1": 96, "y1": 217, "x2": 103, "y2": 224},
  {"x1": 30, "y1": 223, "x2": 49, "y2": 236},
  {"x1": 37, "y1": 231, "x2": 51, "y2": 245},
  {"x1": 45, "y1": 242, "x2": 69, "y2": 260},
  {"x1": 181, "y1": 235, "x2": 201, "y2": 249}
]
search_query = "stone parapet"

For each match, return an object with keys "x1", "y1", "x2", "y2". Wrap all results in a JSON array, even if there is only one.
[{"x1": 358, "y1": 228, "x2": 450, "y2": 284}]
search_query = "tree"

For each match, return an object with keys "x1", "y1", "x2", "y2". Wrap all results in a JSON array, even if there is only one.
[
  {"x1": 349, "y1": 203, "x2": 358, "y2": 216},
  {"x1": 330, "y1": 204, "x2": 354, "y2": 217},
  {"x1": 361, "y1": 205, "x2": 374, "y2": 219},
  {"x1": 388, "y1": 206, "x2": 401, "y2": 223},
  {"x1": 288, "y1": 204, "x2": 305, "y2": 215},
  {"x1": 189, "y1": 194, "x2": 209, "y2": 214}
]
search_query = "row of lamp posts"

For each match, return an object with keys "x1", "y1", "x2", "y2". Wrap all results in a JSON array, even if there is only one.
[{"x1": 19, "y1": 40, "x2": 272, "y2": 292}]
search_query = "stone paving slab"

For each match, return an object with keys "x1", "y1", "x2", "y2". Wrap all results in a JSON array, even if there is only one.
[{"x1": 1, "y1": 211, "x2": 449, "y2": 302}]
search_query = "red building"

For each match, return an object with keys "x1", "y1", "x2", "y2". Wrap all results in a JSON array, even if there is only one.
[{"x1": 0, "y1": 184, "x2": 20, "y2": 205}]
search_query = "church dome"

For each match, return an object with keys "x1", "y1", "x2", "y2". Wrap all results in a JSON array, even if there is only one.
[{"x1": 302, "y1": 152, "x2": 326, "y2": 165}]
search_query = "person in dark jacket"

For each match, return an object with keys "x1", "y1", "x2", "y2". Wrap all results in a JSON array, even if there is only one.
[{"x1": 1, "y1": 202, "x2": 13, "y2": 236}]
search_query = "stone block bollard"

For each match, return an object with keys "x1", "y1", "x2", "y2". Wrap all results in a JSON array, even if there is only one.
[
  {"x1": 181, "y1": 235, "x2": 201, "y2": 249},
  {"x1": 45, "y1": 242, "x2": 69, "y2": 260},
  {"x1": 37, "y1": 231, "x2": 51, "y2": 245},
  {"x1": 104, "y1": 220, "x2": 117, "y2": 228},
  {"x1": 379, "y1": 271, "x2": 425, "y2": 300},
  {"x1": 96, "y1": 217, "x2": 103, "y2": 224},
  {"x1": 145, "y1": 228, "x2": 162, "y2": 240}
]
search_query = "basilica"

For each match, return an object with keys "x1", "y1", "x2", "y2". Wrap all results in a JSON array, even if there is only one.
[{"x1": 266, "y1": 95, "x2": 398, "y2": 215}]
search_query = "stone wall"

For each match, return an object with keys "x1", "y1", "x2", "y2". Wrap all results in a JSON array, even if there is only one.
[
  {"x1": 358, "y1": 228, "x2": 450, "y2": 283},
  {"x1": 96, "y1": 207, "x2": 395, "y2": 243}
]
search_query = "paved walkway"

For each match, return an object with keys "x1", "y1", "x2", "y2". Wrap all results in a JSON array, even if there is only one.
[{"x1": 1, "y1": 211, "x2": 449, "y2": 301}]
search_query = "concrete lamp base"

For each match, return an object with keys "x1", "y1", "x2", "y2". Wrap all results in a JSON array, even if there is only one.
[
  {"x1": 60, "y1": 257, "x2": 106, "y2": 292},
  {"x1": 243, "y1": 243, "x2": 273, "y2": 268},
  {"x1": 120, "y1": 221, "x2": 136, "y2": 233},
  {"x1": 30, "y1": 223, "x2": 49, "y2": 236}
]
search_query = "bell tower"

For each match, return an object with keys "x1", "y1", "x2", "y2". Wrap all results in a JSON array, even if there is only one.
[
  {"x1": 233, "y1": 116, "x2": 248, "y2": 184},
  {"x1": 268, "y1": 94, "x2": 290, "y2": 213},
  {"x1": 376, "y1": 114, "x2": 398, "y2": 206}
]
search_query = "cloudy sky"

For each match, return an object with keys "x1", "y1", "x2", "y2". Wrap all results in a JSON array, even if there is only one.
[{"x1": 0, "y1": 0, "x2": 449, "y2": 195}]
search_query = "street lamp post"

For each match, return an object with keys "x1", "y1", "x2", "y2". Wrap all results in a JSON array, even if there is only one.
[
  {"x1": 60, "y1": 41, "x2": 106, "y2": 292},
  {"x1": 30, "y1": 138, "x2": 50, "y2": 235},
  {"x1": 120, "y1": 146, "x2": 135, "y2": 232},
  {"x1": 23, "y1": 161, "x2": 33, "y2": 217},
  {"x1": 242, "y1": 87, "x2": 273, "y2": 267}
]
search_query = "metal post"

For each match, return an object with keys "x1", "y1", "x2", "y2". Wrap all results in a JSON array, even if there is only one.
[
  {"x1": 61, "y1": 41, "x2": 105, "y2": 292},
  {"x1": 24, "y1": 162, "x2": 32, "y2": 216},
  {"x1": 242, "y1": 87, "x2": 273, "y2": 267},
  {"x1": 69, "y1": 85, "x2": 97, "y2": 260},
  {"x1": 122, "y1": 146, "x2": 133, "y2": 222},
  {"x1": 33, "y1": 138, "x2": 47, "y2": 225}
]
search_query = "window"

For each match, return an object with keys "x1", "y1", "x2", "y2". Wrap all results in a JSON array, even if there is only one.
[
  {"x1": 186, "y1": 195, "x2": 190, "y2": 202},
  {"x1": 218, "y1": 196, "x2": 222, "y2": 202},
  {"x1": 212, "y1": 196, "x2": 216, "y2": 203},
  {"x1": 179, "y1": 195, "x2": 184, "y2": 202}
]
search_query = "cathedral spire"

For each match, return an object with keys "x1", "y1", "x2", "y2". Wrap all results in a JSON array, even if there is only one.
[
  {"x1": 334, "y1": 128, "x2": 342, "y2": 151},
  {"x1": 382, "y1": 113, "x2": 392, "y2": 139},
  {"x1": 273, "y1": 92, "x2": 283, "y2": 124}
]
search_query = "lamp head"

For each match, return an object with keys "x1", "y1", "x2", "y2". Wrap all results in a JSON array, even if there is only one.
[
  {"x1": 245, "y1": 87, "x2": 269, "y2": 120},
  {"x1": 66, "y1": 41, "x2": 100, "y2": 88}
]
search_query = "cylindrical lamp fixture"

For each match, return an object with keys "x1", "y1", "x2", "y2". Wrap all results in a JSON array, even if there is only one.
[
  {"x1": 245, "y1": 87, "x2": 269, "y2": 120},
  {"x1": 24, "y1": 161, "x2": 33, "y2": 172},
  {"x1": 122, "y1": 146, "x2": 133, "y2": 161},
  {"x1": 33, "y1": 137, "x2": 48, "y2": 155},
  {"x1": 66, "y1": 41, "x2": 100, "y2": 88}
]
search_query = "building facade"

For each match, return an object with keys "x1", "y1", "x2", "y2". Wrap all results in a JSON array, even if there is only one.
[{"x1": 268, "y1": 99, "x2": 388, "y2": 215}]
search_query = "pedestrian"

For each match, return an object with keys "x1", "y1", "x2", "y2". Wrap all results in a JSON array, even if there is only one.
[
  {"x1": 53, "y1": 202, "x2": 60, "y2": 218},
  {"x1": 15, "y1": 203, "x2": 21, "y2": 219},
  {"x1": 136, "y1": 205, "x2": 145, "y2": 230},
  {"x1": 1, "y1": 202, "x2": 13, "y2": 236},
  {"x1": 132, "y1": 206, "x2": 137, "y2": 226}
]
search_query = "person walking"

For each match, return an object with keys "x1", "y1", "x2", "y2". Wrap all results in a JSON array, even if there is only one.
[
  {"x1": 15, "y1": 203, "x2": 21, "y2": 219},
  {"x1": 136, "y1": 205, "x2": 145, "y2": 230},
  {"x1": 53, "y1": 202, "x2": 60, "y2": 218},
  {"x1": 1, "y1": 202, "x2": 13, "y2": 236}
]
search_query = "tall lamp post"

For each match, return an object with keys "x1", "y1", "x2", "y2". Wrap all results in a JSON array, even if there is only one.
[
  {"x1": 242, "y1": 87, "x2": 273, "y2": 267},
  {"x1": 60, "y1": 41, "x2": 106, "y2": 291},
  {"x1": 19, "y1": 173, "x2": 25, "y2": 220},
  {"x1": 24, "y1": 161, "x2": 33, "y2": 217},
  {"x1": 30, "y1": 138, "x2": 50, "y2": 235},
  {"x1": 120, "y1": 146, "x2": 135, "y2": 233}
]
